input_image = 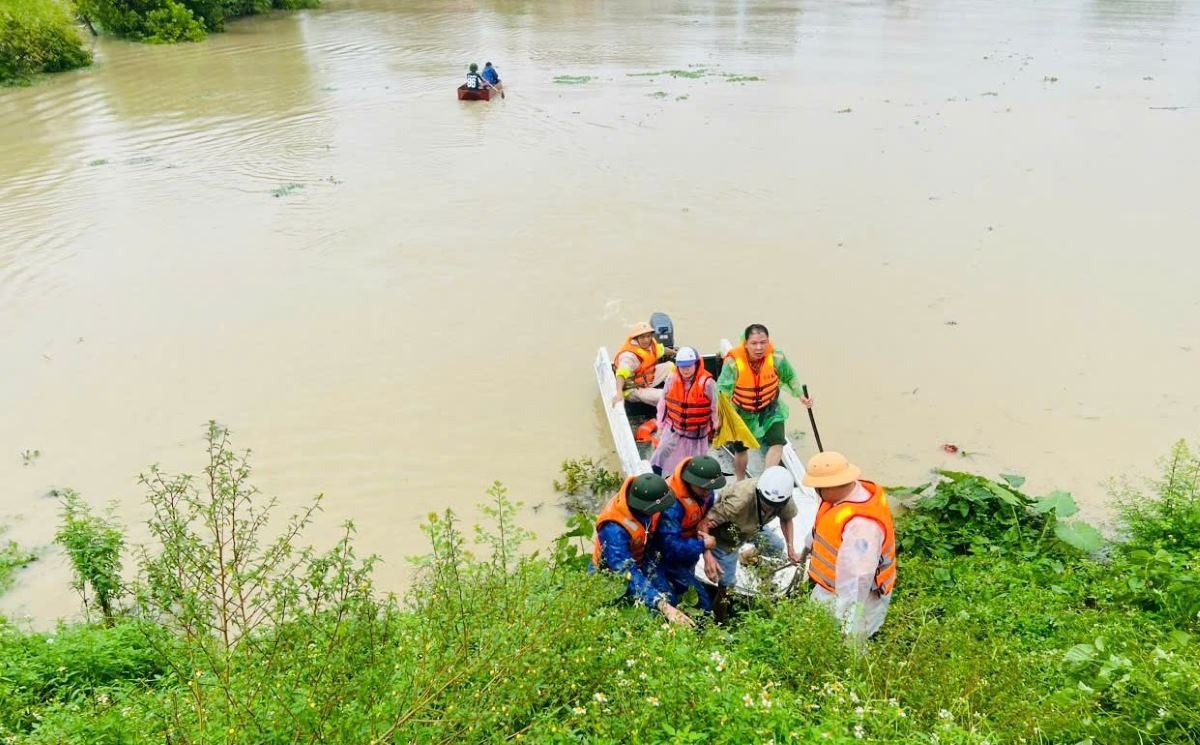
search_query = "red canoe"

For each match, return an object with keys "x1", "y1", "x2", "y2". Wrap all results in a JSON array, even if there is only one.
[{"x1": 457, "y1": 85, "x2": 492, "y2": 101}]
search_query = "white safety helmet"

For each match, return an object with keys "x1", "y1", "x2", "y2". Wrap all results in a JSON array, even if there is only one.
[
  {"x1": 756, "y1": 466, "x2": 795, "y2": 503},
  {"x1": 676, "y1": 346, "x2": 699, "y2": 366}
]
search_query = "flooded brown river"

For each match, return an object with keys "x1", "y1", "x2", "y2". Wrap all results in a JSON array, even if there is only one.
[{"x1": 2, "y1": 0, "x2": 1198, "y2": 621}]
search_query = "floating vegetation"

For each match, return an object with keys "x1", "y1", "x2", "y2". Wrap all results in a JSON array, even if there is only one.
[
  {"x1": 836, "y1": 107, "x2": 852, "y2": 114},
  {"x1": 20, "y1": 449, "x2": 40, "y2": 466},
  {"x1": 723, "y1": 74, "x2": 762, "y2": 83},
  {"x1": 1043, "y1": 75, "x2": 1059, "y2": 83},
  {"x1": 88, "y1": 159, "x2": 108, "y2": 167},
  {"x1": 648, "y1": 91, "x2": 668, "y2": 99},
  {"x1": 271, "y1": 183, "x2": 304, "y2": 198},
  {"x1": 628, "y1": 69, "x2": 707, "y2": 79},
  {"x1": 553, "y1": 75, "x2": 593, "y2": 85},
  {"x1": 675, "y1": 94, "x2": 689, "y2": 101}
]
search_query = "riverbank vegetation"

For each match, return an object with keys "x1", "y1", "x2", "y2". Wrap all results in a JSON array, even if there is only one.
[
  {"x1": 75, "y1": 0, "x2": 319, "y2": 43},
  {"x1": 1, "y1": 424, "x2": 1197, "y2": 743},
  {"x1": 0, "y1": 0, "x2": 92, "y2": 85}
]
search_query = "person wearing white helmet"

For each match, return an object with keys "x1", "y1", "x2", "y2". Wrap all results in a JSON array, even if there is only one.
[
  {"x1": 611, "y1": 320, "x2": 676, "y2": 406},
  {"x1": 697, "y1": 465, "x2": 804, "y2": 621},
  {"x1": 650, "y1": 346, "x2": 719, "y2": 476}
]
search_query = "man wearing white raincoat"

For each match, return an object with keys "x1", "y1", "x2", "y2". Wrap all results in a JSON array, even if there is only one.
[{"x1": 799, "y1": 452, "x2": 896, "y2": 640}]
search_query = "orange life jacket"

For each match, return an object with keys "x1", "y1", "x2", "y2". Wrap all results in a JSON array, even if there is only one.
[
  {"x1": 592, "y1": 477, "x2": 661, "y2": 569},
  {"x1": 808, "y1": 481, "x2": 896, "y2": 595},
  {"x1": 665, "y1": 458, "x2": 709, "y2": 538},
  {"x1": 725, "y1": 343, "x2": 780, "y2": 412},
  {"x1": 664, "y1": 367, "x2": 714, "y2": 438},
  {"x1": 616, "y1": 337, "x2": 663, "y2": 390}
]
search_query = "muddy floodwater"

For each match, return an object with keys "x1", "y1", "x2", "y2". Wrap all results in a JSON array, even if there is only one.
[{"x1": 2, "y1": 0, "x2": 1198, "y2": 621}]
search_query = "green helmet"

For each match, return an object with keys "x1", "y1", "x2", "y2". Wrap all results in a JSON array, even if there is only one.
[
  {"x1": 682, "y1": 456, "x2": 726, "y2": 491},
  {"x1": 626, "y1": 473, "x2": 675, "y2": 514},
  {"x1": 469, "y1": 63, "x2": 478, "y2": 72}
]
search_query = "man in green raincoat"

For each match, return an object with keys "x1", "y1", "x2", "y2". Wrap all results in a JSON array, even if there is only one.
[{"x1": 718, "y1": 323, "x2": 812, "y2": 481}]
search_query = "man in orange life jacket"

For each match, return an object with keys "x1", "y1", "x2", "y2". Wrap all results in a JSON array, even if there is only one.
[
  {"x1": 646, "y1": 455, "x2": 726, "y2": 612},
  {"x1": 611, "y1": 321, "x2": 676, "y2": 407},
  {"x1": 592, "y1": 473, "x2": 695, "y2": 627},
  {"x1": 717, "y1": 323, "x2": 812, "y2": 481},
  {"x1": 798, "y1": 452, "x2": 896, "y2": 640}
]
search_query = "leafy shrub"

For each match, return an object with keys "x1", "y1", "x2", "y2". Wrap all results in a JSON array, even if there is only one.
[
  {"x1": 895, "y1": 470, "x2": 1102, "y2": 557},
  {"x1": 0, "y1": 528, "x2": 36, "y2": 592},
  {"x1": 0, "y1": 0, "x2": 92, "y2": 85},
  {"x1": 554, "y1": 456, "x2": 623, "y2": 514},
  {"x1": 55, "y1": 490, "x2": 126, "y2": 624},
  {"x1": 78, "y1": 0, "x2": 318, "y2": 40},
  {"x1": 0, "y1": 619, "x2": 171, "y2": 735},
  {"x1": 76, "y1": 0, "x2": 205, "y2": 42}
]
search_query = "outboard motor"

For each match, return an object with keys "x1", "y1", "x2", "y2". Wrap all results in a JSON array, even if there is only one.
[{"x1": 649, "y1": 311, "x2": 675, "y2": 349}]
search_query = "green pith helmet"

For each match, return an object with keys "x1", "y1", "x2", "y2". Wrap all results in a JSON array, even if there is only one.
[
  {"x1": 469, "y1": 63, "x2": 478, "y2": 72},
  {"x1": 626, "y1": 473, "x2": 675, "y2": 514},
  {"x1": 682, "y1": 456, "x2": 726, "y2": 491}
]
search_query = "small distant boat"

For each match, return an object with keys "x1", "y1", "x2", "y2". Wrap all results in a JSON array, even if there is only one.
[{"x1": 457, "y1": 85, "x2": 492, "y2": 101}]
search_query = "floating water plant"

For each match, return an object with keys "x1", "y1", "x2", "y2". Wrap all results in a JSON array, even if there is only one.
[
  {"x1": 271, "y1": 183, "x2": 303, "y2": 198},
  {"x1": 553, "y1": 75, "x2": 593, "y2": 85}
]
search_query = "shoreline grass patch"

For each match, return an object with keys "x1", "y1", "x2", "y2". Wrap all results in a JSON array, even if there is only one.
[{"x1": 1, "y1": 432, "x2": 1197, "y2": 743}]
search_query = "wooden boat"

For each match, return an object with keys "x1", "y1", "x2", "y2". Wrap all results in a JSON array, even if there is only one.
[
  {"x1": 457, "y1": 84, "x2": 492, "y2": 101},
  {"x1": 594, "y1": 315, "x2": 819, "y2": 597}
]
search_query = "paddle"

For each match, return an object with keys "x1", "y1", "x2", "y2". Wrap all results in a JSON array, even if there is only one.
[{"x1": 802, "y1": 384, "x2": 824, "y2": 453}]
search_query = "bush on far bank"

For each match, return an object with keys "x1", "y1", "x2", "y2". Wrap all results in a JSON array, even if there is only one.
[{"x1": 0, "y1": 0, "x2": 92, "y2": 85}]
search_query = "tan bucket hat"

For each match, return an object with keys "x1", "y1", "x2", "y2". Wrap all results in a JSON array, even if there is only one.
[
  {"x1": 627, "y1": 321, "x2": 654, "y2": 337},
  {"x1": 802, "y1": 451, "x2": 862, "y2": 488}
]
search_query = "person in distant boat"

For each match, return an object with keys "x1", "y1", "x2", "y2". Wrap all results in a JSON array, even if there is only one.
[
  {"x1": 611, "y1": 321, "x2": 676, "y2": 407},
  {"x1": 592, "y1": 473, "x2": 695, "y2": 627},
  {"x1": 718, "y1": 323, "x2": 812, "y2": 481},
  {"x1": 697, "y1": 465, "x2": 804, "y2": 623},
  {"x1": 650, "y1": 346, "x2": 718, "y2": 476},
  {"x1": 647, "y1": 455, "x2": 726, "y2": 614},
  {"x1": 465, "y1": 63, "x2": 488, "y2": 90},
  {"x1": 798, "y1": 451, "x2": 896, "y2": 641},
  {"x1": 482, "y1": 61, "x2": 505, "y2": 98}
]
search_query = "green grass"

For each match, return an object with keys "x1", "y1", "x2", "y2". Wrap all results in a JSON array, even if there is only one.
[{"x1": 1, "y1": 432, "x2": 1197, "y2": 743}]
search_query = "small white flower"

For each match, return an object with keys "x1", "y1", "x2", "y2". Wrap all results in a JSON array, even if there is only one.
[
  {"x1": 853, "y1": 724, "x2": 865, "y2": 739},
  {"x1": 854, "y1": 706, "x2": 864, "y2": 717},
  {"x1": 572, "y1": 706, "x2": 586, "y2": 715},
  {"x1": 647, "y1": 696, "x2": 660, "y2": 706},
  {"x1": 849, "y1": 691, "x2": 860, "y2": 704},
  {"x1": 938, "y1": 708, "x2": 952, "y2": 720},
  {"x1": 626, "y1": 658, "x2": 636, "y2": 668},
  {"x1": 742, "y1": 693, "x2": 755, "y2": 707},
  {"x1": 593, "y1": 692, "x2": 608, "y2": 703}
]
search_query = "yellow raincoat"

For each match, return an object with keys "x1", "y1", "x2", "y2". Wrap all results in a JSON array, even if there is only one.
[{"x1": 713, "y1": 393, "x2": 760, "y2": 449}]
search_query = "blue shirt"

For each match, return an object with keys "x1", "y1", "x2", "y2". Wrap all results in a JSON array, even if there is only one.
[
  {"x1": 596, "y1": 518, "x2": 662, "y2": 608},
  {"x1": 482, "y1": 67, "x2": 500, "y2": 85},
  {"x1": 649, "y1": 491, "x2": 715, "y2": 567}
]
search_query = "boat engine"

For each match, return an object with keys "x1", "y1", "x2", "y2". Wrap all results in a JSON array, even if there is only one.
[{"x1": 649, "y1": 311, "x2": 674, "y2": 349}]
